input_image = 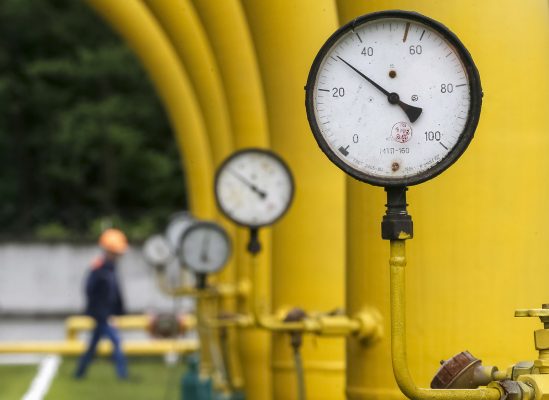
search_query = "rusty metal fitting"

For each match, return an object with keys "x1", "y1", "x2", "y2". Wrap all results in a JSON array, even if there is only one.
[
  {"x1": 431, "y1": 351, "x2": 499, "y2": 389},
  {"x1": 283, "y1": 307, "x2": 308, "y2": 349}
]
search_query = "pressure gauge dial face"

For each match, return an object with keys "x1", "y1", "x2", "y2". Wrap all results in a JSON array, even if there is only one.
[
  {"x1": 215, "y1": 148, "x2": 294, "y2": 228},
  {"x1": 178, "y1": 221, "x2": 231, "y2": 275},
  {"x1": 306, "y1": 11, "x2": 482, "y2": 186},
  {"x1": 165, "y1": 212, "x2": 195, "y2": 252},
  {"x1": 142, "y1": 234, "x2": 173, "y2": 267}
]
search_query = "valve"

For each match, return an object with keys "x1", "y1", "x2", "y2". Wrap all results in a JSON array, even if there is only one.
[{"x1": 515, "y1": 304, "x2": 549, "y2": 374}]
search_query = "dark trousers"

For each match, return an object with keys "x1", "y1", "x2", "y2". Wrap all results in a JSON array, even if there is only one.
[{"x1": 75, "y1": 318, "x2": 128, "y2": 379}]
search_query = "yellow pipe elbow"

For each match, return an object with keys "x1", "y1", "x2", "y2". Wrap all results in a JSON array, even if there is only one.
[
  {"x1": 390, "y1": 240, "x2": 501, "y2": 400},
  {"x1": 85, "y1": 0, "x2": 214, "y2": 219}
]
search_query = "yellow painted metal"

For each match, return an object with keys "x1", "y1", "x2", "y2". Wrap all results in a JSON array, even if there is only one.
[
  {"x1": 339, "y1": 1, "x2": 549, "y2": 399},
  {"x1": 239, "y1": 1, "x2": 346, "y2": 399},
  {"x1": 85, "y1": 0, "x2": 214, "y2": 219},
  {"x1": 0, "y1": 339, "x2": 199, "y2": 356},
  {"x1": 187, "y1": 1, "x2": 273, "y2": 396},
  {"x1": 390, "y1": 240, "x2": 501, "y2": 400},
  {"x1": 140, "y1": 0, "x2": 237, "y2": 320},
  {"x1": 142, "y1": 0, "x2": 233, "y2": 165},
  {"x1": 65, "y1": 314, "x2": 197, "y2": 341}
]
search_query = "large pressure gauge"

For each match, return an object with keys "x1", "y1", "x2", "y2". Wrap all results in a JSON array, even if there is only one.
[
  {"x1": 215, "y1": 148, "x2": 294, "y2": 228},
  {"x1": 305, "y1": 11, "x2": 482, "y2": 186},
  {"x1": 178, "y1": 221, "x2": 231, "y2": 275}
]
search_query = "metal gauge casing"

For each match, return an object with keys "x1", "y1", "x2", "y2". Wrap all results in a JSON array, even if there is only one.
[
  {"x1": 305, "y1": 10, "x2": 482, "y2": 186},
  {"x1": 142, "y1": 234, "x2": 173, "y2": 267},
  {"x1": 178, "y1": 221, "x2": 231, "y2": 275},
  {"x1": 215, "y1": 148, "x2": 295, "y2": 228}
]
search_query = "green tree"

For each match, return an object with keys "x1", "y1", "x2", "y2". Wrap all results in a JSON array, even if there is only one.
[{"x1": 0, "y1": 0, "x2": 187, "y2": 240}]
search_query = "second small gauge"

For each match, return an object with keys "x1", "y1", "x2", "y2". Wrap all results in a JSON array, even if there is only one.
[
  {"x1": 178, "y1": 221, "x2": 231, "y2": 275},
  {"x1": 215, "y1": 148, "x2": 295, "y2": 228}
]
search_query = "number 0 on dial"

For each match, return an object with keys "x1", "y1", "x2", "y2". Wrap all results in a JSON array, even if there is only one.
[{"x1": 305, "y1": 11, "x2": 482, "y2": 186}]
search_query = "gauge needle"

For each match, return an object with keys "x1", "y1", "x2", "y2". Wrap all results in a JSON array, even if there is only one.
[
  {"x1": 200, "y1": 233, "x2": 210, "y2": 263},
  {"x1": 229, "y1": 170, "x2": 267, "y2": 199},
  {"x1": 336, "y1": 56, "x2": 423, "y2": 123}
]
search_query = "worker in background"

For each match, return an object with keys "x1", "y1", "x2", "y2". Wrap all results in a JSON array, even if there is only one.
[{"x1": 74, "y1": 228, "x2": 129, "y2": 379}]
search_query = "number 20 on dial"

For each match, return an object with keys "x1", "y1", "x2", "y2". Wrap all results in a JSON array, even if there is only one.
[{"x1": 305, "y1": 11, "x2": 482, "y2": 186}]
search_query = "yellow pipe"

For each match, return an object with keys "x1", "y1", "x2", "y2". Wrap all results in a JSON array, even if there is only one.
[
  {"x1": 141, "y1": 0, "x2": 237, "y2": 292},
  {"x1": 65, "y1": 314, "x2": 197, "y2": 341},
  {"x1": 0, "y1": 339, "x2": 199, "y2": 356},
  {"x1": 186, "y1": 1, "x2": 273, "y2": 392},
  {"x1": 339, "y1": 1, "x2": 549, "y2": 399},
  {"x1": 85, "y1": 0, "x2": 214, "y2": 219},
  {"x1": 390, "y1": 240, "x2": 500, "y2": 400},
  {"x1": 248, "y1": 254, "x2": 379, "y2": 338},
  {"x1": 239, "y1": 1, "x2": 345, "y2": 398},
  {"x1": 142, "y1": 0, "x2": 233, "y2": 164}
]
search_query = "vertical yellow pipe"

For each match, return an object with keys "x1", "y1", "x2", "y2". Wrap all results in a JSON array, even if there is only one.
[
  {"x1": 240, "y1": 1, "x2": 346, "y2": 399},
  {"x1": 190, "y1": 1, "x2": 273, "y2": 397},
  {"x1": 141, "y1": 0, "x2": 233, "y2": 164},
  {"x1": 141, "y1": 0, "x2": 236, "y2": 297},
  {"x1": 339, "y1": 1, "x2": 549, "y2": 398},
  {"x1": 85, "y1": 0, "x2": 214, "y2": 219}
]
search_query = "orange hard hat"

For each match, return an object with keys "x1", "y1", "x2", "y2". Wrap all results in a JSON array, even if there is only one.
[{"x1": 99, "y1": 229, "x2": 128, "y2": 254}]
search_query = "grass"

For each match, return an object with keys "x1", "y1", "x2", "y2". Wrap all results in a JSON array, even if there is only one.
[
  {"x1": 0, "y1": 357, "x2": 186, "y2": 400},
  {"x1": 0, "y1": 365, "x2": 37, "y2": 399}
]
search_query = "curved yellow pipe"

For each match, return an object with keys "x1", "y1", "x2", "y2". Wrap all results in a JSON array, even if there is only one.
[
  {"x1": 142, "y1": 0, "x2": 234, "y2": 164},
  {"x1": 85, "y1": 0, "x2": 214, "y2": 219},
  {"x1": 140, "y1": 0, "x2": 238, "y2": 319},
  {"x1": 239, "y1": 1, "x2": 345, "y2": 399},
  {"x1": 390, "y1": 241, "x2": 501, "y2": 400},
  {"x1": 186, "y1": 1, "x2": 273, "y2": 397}
]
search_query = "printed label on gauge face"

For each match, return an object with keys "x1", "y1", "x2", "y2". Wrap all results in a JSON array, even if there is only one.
[{"x1": 312, "y1": 17, "x2": 471, "y2": 180}]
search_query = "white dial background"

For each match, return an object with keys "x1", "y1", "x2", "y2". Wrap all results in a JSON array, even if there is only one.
[
  {"x1": 143, "y1": 234, "x2": 173, "y2": 266},
  {"x1": 311, "y1": 17, "x2": 473, "y2": 181},
  {"x1": 216, "y1": 150, "x2": 294, "y2": 227},
  {"x1": 180, "y1": 225, "x2": 230, "y2": 274}
]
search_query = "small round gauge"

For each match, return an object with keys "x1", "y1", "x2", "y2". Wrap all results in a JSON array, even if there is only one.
[
  {"x1": 305, "y1": 11, "x2": 482, "y2": 186},
  {"x1": 142, "y1": 234, "x2": 173, "y2": 267},
  {"x1": 165, "y1": 212, "x2": 195, "y2": 252},
  {"x1": 178, "y1": 221, "x2": 231, "y2": 275},
  {"x1": 215, "y1": 148, "x2": 294, "y2": 228}
]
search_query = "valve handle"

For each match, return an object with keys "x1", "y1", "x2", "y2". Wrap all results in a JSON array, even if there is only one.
[
  {"x1": 515, "y1": 305, "x2": 549, "y2": 327},
  {"x1": 514, "y1": 309, "x2": 549, "y2": 318}
]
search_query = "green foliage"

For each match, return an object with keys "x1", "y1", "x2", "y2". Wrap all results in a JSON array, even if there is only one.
[{"x1": 0, "y1": 0, "x2": 187, "y2": 241}]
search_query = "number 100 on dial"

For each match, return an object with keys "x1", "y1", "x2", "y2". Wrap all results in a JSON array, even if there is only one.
[{"x1": 305, "y1": 10, "x2": 482, "y2": 186}]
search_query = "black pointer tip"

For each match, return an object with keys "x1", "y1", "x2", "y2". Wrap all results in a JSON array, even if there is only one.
[{"x1": 403, "y1": 105, "x2": 423, "y2": 123}]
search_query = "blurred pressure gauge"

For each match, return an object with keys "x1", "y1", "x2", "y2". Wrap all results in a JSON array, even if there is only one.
[
  {"x1": 178, "y1": 221, "x2": 231, "y2": 275},
  {"x1": 215, "y1": 148, "x2": 294, "y2": 228},
  {"x1": 305, "y1": 11, "x2": 482, "y2": 186},
  {"x1": 165, "y1": 212, "x2": 195, "y2": 252},
  {"x1": 142, "y1": 234, "x2": 173, "y2": 267}
]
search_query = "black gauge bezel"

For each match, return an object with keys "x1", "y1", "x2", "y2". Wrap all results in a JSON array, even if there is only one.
[
  {"x1": 305, "y1": 10, "x2": 482, "y2": 187},
  {"x1": 214, "y1": 148, "x2": 295, "y2": 228},
  {"x1": 178, "y1": 221, "x2": 232, "y2": 274}
]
